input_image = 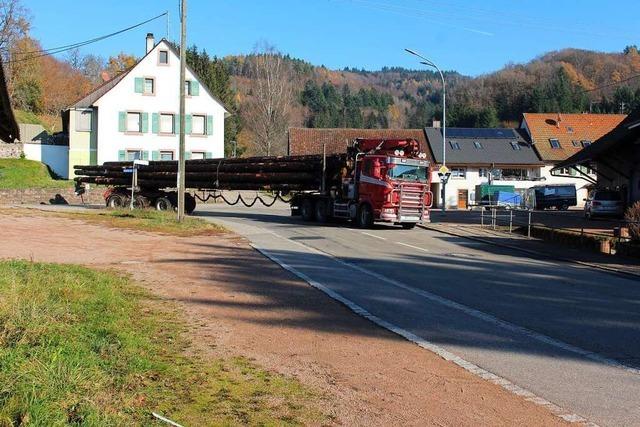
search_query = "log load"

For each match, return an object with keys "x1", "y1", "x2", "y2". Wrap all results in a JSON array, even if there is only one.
[{"x1": 73, "y1": 154, "x2": 350, "y2": 193}]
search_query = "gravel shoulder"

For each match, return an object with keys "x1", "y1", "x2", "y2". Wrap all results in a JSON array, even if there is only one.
[{"x1": 0, "y1": 212, "x2": 569, "y2": 426}]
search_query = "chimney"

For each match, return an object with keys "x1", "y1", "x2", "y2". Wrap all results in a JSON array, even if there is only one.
[
  {"x1": 146, "y1": 33, "x2": 155, "y2": 54},
  {"x1": 432, "y1": 119, "x2": 441, "y2": 128}
]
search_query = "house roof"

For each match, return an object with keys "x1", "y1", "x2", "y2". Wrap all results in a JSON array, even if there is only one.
[
  {"x1": 553, "y1": 109, "x2": 640, "y2": 169},
  {"x1": 522, "y1": 113, "x2": 626, "y2": 162},
  {"x1": 0, "y1": 57, "x2": 19, "y2": 142},
  {"x1": 424, "y1": 127, "x2": 542, "y2": 166},
  {"x1": 67, "y1": 38, "x2": 229, "y2": 115},
  {"x1": 287, "y1": 128, "x2": 432, "y2": 161}
]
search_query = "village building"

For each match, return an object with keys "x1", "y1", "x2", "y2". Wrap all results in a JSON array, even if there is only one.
[
  {"x1": 424, "y1": 127, "x2": 543, "y2": 208},
  {"x1": 62, "y1": 33, "x2": 228, "y2": 178},
  {"x1": 553, "y1": 109, "x2": 640, "y2": 206},
  {"x1": 519, "y1": 113, "x2": 626, "y2": 204}
]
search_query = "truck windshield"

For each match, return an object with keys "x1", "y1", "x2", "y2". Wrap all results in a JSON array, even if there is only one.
[{"x1": 387, "y1": 164, "x2": 428, "y2": 183}]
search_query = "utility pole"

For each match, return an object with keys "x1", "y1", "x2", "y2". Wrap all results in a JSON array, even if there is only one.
[{"x1": 177, "y1": 0, "x2": 187, "y2": 222}]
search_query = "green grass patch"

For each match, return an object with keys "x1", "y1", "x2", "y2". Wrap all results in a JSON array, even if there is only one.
[
  {"x1": 13, "y1": 110, "x2": 43, "y2": 126},
  {"x1": 0, "y1": 158, "x2": 72, "y2": 190},
  {"x1": 0, "y1": 260, "x2": 325, "y2": 426},
  {"x1": 67, "y1": 209, "x2": 226, "y2": 236}
]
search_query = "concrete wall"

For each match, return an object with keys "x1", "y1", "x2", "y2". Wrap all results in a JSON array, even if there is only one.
[
  {"x1": 0, "y1": 186, "x2": 103, "y2": 205},
  {"x1": 0, "y1": 142, "x2": 23, "y2": 158},
  {"x1": 23, "y1": 143, "x2": 69, "y2": 179}
]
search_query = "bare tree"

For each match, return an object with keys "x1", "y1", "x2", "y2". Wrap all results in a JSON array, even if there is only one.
[
  {"x1": 243, "y1": 42, "x2": 292, "y2": 156},
  {"x1": 0, "y1": 0, "x2": 29, "y2": 59}
]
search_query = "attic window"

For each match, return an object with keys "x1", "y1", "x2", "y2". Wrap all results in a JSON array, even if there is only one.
[
  {"x1": 449, "y1": 141, "x2": 461, "y2": 150},
  {"x1": 572, "y1": 140, "x2": 581, "y2": 147},
  {"x1": 581, "y1": 140, "x2": 592, "y2": 147},
  {"x1": 510, "y1": 141, "x2": 521, "y2": 150},
  {"x1": 567, "y1": 126, "x2": 574, "y2": 133},
  {"x1": 473, "y1": 141, "x2": 484, "y2": 149},
  {"x1": 549, "y1": 138, "x2": 561, "y2": 149},
  {"x1": 159, "y1": 50, "x2": 169, "y2": 65}
]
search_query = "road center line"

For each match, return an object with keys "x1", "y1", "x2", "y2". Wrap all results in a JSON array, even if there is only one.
[
  {"x1": 360, "y1": 231, "x2": 386, "y2": 240},
  {"x1": 273, "y1": 231, "x2": 640, "y2": 376},
  {"x1": 395, "y1": 242, "x2": 430, "y2": 252}
]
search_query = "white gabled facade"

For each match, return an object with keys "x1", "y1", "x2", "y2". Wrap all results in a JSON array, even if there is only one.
[{"x1": 66, "y1": 34, "x2": 227, "y2": 177}]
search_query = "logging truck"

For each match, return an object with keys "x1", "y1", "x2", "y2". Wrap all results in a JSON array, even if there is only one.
[{"x1": 74, "y1": 138, "x2": 433, "y2": 229}]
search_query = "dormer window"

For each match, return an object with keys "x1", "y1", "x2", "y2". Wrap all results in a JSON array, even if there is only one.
[
  {"x1": 449, "y1": 140, "x2": 461, "y2": 150},
  {"x1": 473, "y1": 141, "x2": 484, "y2": 149},
  {"x1": 510, "y1": 141, "x2": 521, "y2": 150},
  {"x1": 549, "y1": 138, "x2": 561, "y2": 149},
  {"x1": 572, "y1": 140, "x2": 581, "y2": 147},
  {"x1": 581, "y1": 140, "x2": 592, "y2": 147},
  {"x1": 159, "y1": 50, "x2": 169, "y2": 65}
]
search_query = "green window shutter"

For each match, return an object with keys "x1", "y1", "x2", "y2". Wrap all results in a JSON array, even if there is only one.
[
  {"x1": 152, "y1": 151, "x2": 160, "y2": 161},
  {"x1": 205, "y1": 152, "x2": 213, "y2": 159},
  {"x1": 185, "y1": 114, "x2": 193, "y2": 134},
  {"x1": 118, "y1": 112, "x2": 126, "y2": 132},
  {"x1": 134, "y1": 77, "x2": 143, "y2": 93},
  {"x1": 152, "y1": 113, "x2": 159, "y2": 134},
  {"x1": 206, "y1": 115, "x2": 213, "y2": 135},
  {"x1": 191, "y1": 81, "x2": 200, "y2": 96},
  {"x1": 185, "y1": 151, "x2": 192, "y2": 160},
  {"x1": 141, "y1": 113, "x2": 149, "y2": 133},
  {"x1": 142, "y1": 151, "x2": 149, "y2": 160},
  {"x1": 118, "y1": 150, "x2": 125, "y2": 161},
  {"x1": 174, "y1": 114, "x2": 180, "y2": 133}
]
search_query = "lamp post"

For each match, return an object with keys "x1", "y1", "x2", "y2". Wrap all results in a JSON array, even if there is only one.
[{"x1": 404, "y1": 48, "x2": 447, "y2": 212}]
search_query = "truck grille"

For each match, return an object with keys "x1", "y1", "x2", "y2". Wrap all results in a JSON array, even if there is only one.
[{"x1": 398, "y1": 184, "x2": 428, "y2": 221}]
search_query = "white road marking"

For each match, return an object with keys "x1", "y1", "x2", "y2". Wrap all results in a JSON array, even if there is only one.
[
  {"x1": 395, "y1": 242, "x2": 430, "y2": 252},
  {"x1": 360, "y1": 231, "x2": 386, "y2": 240},
  {"x1": 251, "y1": 243, "x2": 594, "y2": 426}
]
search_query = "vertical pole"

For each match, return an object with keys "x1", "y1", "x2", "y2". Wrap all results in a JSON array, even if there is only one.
[
  {"x1": 130, "y1": 166, "x2": 136, "y2": 210},
  {"x1": 492, "y1": 208, "x2": 496, "y2": 230},
  {"x1": 440, "y1": 69, "x2": 446, "y2": 214},
  {"x1": 528, "y1": 211, "x2": 532, "y2": 238},
  {"x1": 509, "y1": 210, "x2": 513, "y2": 233},
  {"x1": 481, "y1": 207, "x2": 484, "y2": 228},
  {"x1": 177, "y1": 0, "x2": 187, "y2": 222},
  {"x1": 321, "y1": 143, "x2": 326, "y2": 194}
]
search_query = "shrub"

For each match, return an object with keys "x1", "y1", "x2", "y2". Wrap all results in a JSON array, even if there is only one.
[{"x1": 625, "y1": 201, "x2": 640, "y2": 241}]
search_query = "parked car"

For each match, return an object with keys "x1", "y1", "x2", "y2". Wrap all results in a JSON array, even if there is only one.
[
  {"x1": 525, "y1": 184, "x2": 577, "y2": 210},
  {"x1": 584, "y1": 190, "x2": 624, "y2": 219}
]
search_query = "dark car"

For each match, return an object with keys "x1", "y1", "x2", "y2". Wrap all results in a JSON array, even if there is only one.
[{"x1": 526, "y1": 184, "x2": 577, "y2": 210}]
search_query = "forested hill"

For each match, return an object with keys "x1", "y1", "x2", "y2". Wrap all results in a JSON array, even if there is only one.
[{"x1": 224, "y1": 45, "x2": 640, "y2": 130}]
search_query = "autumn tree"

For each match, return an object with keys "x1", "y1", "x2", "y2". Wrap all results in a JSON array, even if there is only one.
[
  {"x1": 106, "y1": 52, "x2": 137, "y2": 76},
  {"x1": 242, "y1": 43, "x2": 292, "y2": 156}
]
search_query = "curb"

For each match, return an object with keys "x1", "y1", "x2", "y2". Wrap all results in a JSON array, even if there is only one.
[{"x1": 419, "y1": 224, "x2": 640, "y2": 280}]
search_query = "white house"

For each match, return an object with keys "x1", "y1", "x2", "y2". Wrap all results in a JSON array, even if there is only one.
[
  {"x1": 424, "y1": 127, "x2": 544, "y2": 209},
  {"x1": 63, "y1": 33, "x2": 228, "y2": 178}
]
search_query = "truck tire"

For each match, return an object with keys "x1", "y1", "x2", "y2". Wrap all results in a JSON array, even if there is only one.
[
  {"x1": 401, "y1": 223, "x2": 416, "y2": 230},
  {"x1": 185, "y1": 194, "x2": 197, "y2": 214},
  {"x1": 357, "y1": 203, "x2": 374, "y2": 229},
  {"x1": 155, "y1": 197, "x2": 173, "y2": 211},
  {"x1": 301, "y1": 198, "x2": 315, "y2": 221},
  {"x1": 315, "y1": 199, "x2": 329, "y2": 223},
  {"x1": 106, "y1": 194, "x2": 126, "y2": 209},
  {"x1": 132, "y1": 195, "x2": 148, "y2": 209}
]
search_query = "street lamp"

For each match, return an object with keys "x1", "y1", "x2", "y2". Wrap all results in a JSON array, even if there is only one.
[{"x1": 405, "y1": 48, "x2": 447, "y2": 213}]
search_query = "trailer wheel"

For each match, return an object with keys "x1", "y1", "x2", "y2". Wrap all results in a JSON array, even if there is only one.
[
  {"x1": 132, "y1": 195, "x2": 148, "y2": 209},
  {"x1": 356, "y1": 203, "x2": 374, "y2": 229},
  {"x1": 155, "y1": 197, "x2": 173, "y2": 211},
  {"x1": 315, "y1": 199, "x2": 329, "y2": 223},
  {"x1": 106, "y1": 194, "x2": 126, "y2": 209},
  {"x1": 401, "y1": 223, "x2": 416, "y2": 230},
  {"x1": 301, "y1": 198, "x2": 315, "y2": 221}
]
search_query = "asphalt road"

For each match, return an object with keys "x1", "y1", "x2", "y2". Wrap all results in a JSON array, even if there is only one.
[{"x1": 196, "y1": 202, "x2": 640, "y2": 427}]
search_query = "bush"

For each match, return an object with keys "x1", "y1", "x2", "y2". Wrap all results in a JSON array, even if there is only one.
[{"x1": 625, "y1": 201, "x2": 640, "y2": 241}]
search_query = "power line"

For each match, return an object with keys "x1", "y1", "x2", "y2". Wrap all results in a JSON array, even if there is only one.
[{"x1": 5, "y1": 11, "x2": 167, "y2": 64}]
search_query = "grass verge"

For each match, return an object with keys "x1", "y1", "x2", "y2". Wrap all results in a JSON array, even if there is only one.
[
  {"x1": 63, "y1": 209, "x2": 226, "y2": 236},
  {"x1": 0, "y1": 158, "x2": 72, "y2": 189},
  {"x1": 0, "y1": 260, "x2": 324, "y2": 426}
]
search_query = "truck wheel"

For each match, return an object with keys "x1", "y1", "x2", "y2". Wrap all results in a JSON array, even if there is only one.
[
  {"x1": 401, "y1": 223, "x2": 416, "y2": 230},
  {"x1": 155, "y1": 197, "x2": 173, "y2": 211},
  {"x1": 132, "y1": 195, "x2": 148, "y2": 209},
  {"x1": 106, "y1": 194, "x2": 126, "y2": 209},
  {"x1": 357, "y1": 203, "x2": 374, "y2": 229},
  {"x1": 301, "y1": 198, "x2": 315, "y2": 221},
  {"x1": 315, "y1": 199, "x2": 329, "y2": 223},
  {"x1": 185, "y1": 194, "x2": 197, "y2": 214}
]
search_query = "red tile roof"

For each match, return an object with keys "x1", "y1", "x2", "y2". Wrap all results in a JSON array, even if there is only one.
[
  {"x1": 288, "y1": 128, "x2": 432, "y2": 161},
  {"x1": 522, "y1": 113, "x2": 626, "y2": 162}
]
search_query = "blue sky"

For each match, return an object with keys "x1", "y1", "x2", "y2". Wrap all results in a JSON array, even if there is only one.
[{"x1": 27, "y1": 0, "x2": 640, "y2": 76}]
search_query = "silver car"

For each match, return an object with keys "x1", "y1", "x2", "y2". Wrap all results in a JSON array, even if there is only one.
[{"x1": 584, "y1": 190, "x2": 624, "y2": 219}]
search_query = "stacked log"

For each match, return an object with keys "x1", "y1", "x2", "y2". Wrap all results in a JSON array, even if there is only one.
[{"x1": 73, "y1": 154, "x2": 348, "y2": 192}]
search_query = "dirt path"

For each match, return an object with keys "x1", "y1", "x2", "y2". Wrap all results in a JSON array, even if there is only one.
[{"x1": 0, "y1": 212, "x2": 570, "y2": 426}]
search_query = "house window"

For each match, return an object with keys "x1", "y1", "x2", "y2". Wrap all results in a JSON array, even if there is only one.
[
  {"x1": 160, "y1": 151, "x2": 174, "y2": 161},
  {"x1": 144, "y1": 78, "x2": 155, "y2": 94},
  {"x1": 501, "y1": 169, "x2": 528, "y2": 180},
  {"x1": 76, "y1": 110, "x2": 92, "y2": 132},
  {"x1": 567, "y1": 126, "x2": 574, "y2": 133},
  {"x1": 549, "y1": 138, "x2": 561, "y2": 149},
  {"x1": 449, "y1": 140, "x2": 461, "y2": 150},
  {"x1": 581, "y1": 140, "x2": 592, "y2": 147},
  {"x1": 478, "y1": 168, "x2": 489, "y2": 178},
  {"x1": 191, "y1": 151, "x2": 206, "y2": 160},
  {"x1": 473, "y1": 141, "x2": 484, "y2": 149},
  {"x1": 126, "y1": 112, "x2": 142, "y2": 132},
  {"x1": 160, "y1": 113, "x2": 174, "y2": 134},
  {"x1": 159, "y1": 50, "x2": 169, "y2": 65},
  {"x1": 451, "y1": 167, "x2": 466, "y2": 179},
  {"x1": 126, "y1": 150, "x2": 142, "y2": 161},
  {"x1": 572, "y1": 140, "x2": 581, "y2": 147},
  {"x1": 192, "y1": 114, "x2": 206, "y2": 135},
  {"x1": 559, "y1": 167, "x2": 570, "y2": 175},
  {"x1": 185, "y1": 80, "x2": 192, "y2": 96},
  {"x1": 510, "y1": 141, "x2": 521, "y2": 150}
]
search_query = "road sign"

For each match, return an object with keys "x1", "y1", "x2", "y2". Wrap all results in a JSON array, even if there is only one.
[
  {"x1": 123, "y1": 168, "x2": 134, "y2": 173},
  {"x1": 438, "y1": 165, "x2": 449, "y2": 175},
  {"x1": 133, "y1": 159, "x2": 149, "y2": 166}
]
